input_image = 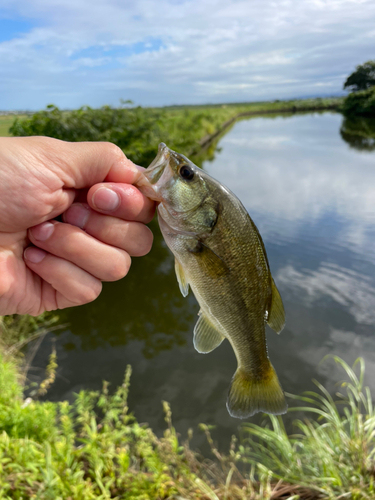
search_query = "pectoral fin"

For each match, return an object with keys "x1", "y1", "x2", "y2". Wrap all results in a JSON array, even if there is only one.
[
  {"x1": 267, "y1": 278, "x2": 285, "y2": 334},
  {"x1": 189, "y1": 240, "x2": 230, "y2": 278},
  {"x1": 175, "y1": 259, "x2": 189, "y2": 297},
  {"x1": 193, "y1": 311, "x2": 225, "y2": 353}
]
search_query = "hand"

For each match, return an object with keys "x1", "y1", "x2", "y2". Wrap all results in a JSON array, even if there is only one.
[{"x1": 0, "y1": 136, "x2": 155, "y2": 316}]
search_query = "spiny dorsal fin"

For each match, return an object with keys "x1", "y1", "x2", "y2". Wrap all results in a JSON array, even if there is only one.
[
  {"x1": 175, "y1": 259, "x2": 189, "y2": 297},
  {"x1": 193, "y1": 311, "x2": 225, "y2": 354},
  {"x1": 267, "y1": 278, "x2": 285, "y2": 334}
]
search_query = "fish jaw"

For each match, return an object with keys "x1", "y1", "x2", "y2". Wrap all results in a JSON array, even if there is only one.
[{"x1": 135, "y1": 143, "x2": 174, "y2": 203}]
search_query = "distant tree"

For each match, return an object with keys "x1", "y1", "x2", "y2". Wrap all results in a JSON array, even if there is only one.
[
  {"x1": 343, "y1": 60, "x2": 375, "y2": 92},
  {"x1": 341, "y1": 86, "x2": 375, "y2": 117}
]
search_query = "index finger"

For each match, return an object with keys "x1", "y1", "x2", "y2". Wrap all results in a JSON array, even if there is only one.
[{"x1": 87, "y1": 182, "x2": 156, "y2": 223}]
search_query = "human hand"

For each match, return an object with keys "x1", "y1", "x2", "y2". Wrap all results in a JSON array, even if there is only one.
[{"x1": 0, "y1": 136, "x2": 155, "y2": 316}]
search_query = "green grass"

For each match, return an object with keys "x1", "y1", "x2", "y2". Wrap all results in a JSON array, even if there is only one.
[
  {"x1": 0, "y1": 324, "x2": 374, "y2": 500},
  {"x1": 241, "y1": 356, "x2": 375, "y2": 499},
  {"x1": 0, "y1": 115, "x2": 27, "y2": 137}
]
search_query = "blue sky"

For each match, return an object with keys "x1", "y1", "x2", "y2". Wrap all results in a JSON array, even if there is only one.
[{"x1": 1, "y1": 0, "x2": 375, "y2": 110}]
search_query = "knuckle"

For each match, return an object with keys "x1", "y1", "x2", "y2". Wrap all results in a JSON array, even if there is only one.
[{"x1": 102, "y1": 142, "x2": 124, "y2": 160}]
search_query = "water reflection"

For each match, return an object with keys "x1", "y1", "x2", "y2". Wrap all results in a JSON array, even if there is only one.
[
  {"x1": 33, "y1": 111, "x2": 375, "y2": 449},
  {"x1": 340, "y1": 116, "x2": 375, "y2": 151},
  {"x1": 201, "y1": 112, "x2": 375, "y2": 436},
  {"x1": 276, "y1": 263, "x2": 375, "y2": 325}
]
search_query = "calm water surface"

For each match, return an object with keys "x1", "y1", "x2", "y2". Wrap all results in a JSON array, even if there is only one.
[{"x1": 33, "y1": 112, "x2": 375, "y2": 448}]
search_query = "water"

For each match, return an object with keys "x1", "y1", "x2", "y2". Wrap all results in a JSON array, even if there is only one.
[{"x1": 32, "y1": 111, "x2": 375, "y2": 449}]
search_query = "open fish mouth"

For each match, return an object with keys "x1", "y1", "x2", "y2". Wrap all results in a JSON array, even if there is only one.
[
  {"x1": 135, "y1": 143, "x2": 170, "y2": 202},
  {"x1": 145, "y1": 143, "x2": 170, "y2": 185}
]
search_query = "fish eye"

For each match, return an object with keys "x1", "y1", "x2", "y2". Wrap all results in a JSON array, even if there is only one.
[{"x1": 179, "y1": 165, "x2": 195, "y2": 181}]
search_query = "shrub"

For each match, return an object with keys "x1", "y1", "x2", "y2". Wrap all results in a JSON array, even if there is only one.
[{"x1": 341, "y1": 87, "x2": 375, "y2": 117}]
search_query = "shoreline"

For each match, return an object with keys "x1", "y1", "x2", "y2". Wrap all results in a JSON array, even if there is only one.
[{"x1": 197, "y1": 102, "x2": 341, "y2": 150}]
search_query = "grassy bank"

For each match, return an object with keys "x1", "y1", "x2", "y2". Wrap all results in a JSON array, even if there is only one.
[
  {"x1": 3, "y1": 98, "x2": 342, "y2": 167},
  {"x1": 0, "y1": 324, "x2": 374, "y2": 500}
]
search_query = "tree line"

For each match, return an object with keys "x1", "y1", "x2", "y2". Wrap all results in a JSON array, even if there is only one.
[{"x1": 342, "y1": 60, "x2": 375, "y2": 116}]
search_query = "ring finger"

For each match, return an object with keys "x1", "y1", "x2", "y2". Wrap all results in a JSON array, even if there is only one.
[{"x1": 28, "y1": 220, "x2": 131, "y2": 282}]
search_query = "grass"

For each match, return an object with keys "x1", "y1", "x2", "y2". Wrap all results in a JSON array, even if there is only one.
[
  {"x1": 0, "y1": 115, "x2": 27, "y2": 137},
  {"x1": 0, "y1": 316, "x2": 374, "y2": 500},
  {"x1": 241, "y1": 356, "x2": 375, "y2": 499}
]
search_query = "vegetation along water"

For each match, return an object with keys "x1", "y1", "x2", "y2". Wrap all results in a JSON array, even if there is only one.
[{"x1": 1, "y1": 94, "x2": 375, "y2": 498}]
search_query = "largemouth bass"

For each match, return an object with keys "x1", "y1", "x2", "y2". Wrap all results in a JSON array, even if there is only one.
[{"x1": 136, "y1": 143, "x2": 287, "y2": 418}]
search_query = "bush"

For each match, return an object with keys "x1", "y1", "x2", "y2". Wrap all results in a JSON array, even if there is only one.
[{"x1": 341, "y1": 87, "x2": 375, "y2": 117}]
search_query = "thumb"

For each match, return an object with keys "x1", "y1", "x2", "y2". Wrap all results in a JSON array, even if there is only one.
[{"x1": 37, "y1": 137, "x2": 144, "y2": 188}]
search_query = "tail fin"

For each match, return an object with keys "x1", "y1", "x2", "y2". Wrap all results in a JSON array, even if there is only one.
[{"x1": 227, "y1": 364, "x2": 287, "y2": 419}]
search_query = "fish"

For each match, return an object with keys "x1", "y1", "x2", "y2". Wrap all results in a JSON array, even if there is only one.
[{"x1": 136, "y1": 143, "x2": 287, "y2": 419}]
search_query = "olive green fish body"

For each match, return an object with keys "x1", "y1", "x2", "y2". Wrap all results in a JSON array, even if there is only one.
[
  {"x1": 161, "y1": 190, "x2": 269, "y2": 368},
  {"x1": 137, "y1": 143, "x2": 287, "y2": 418}
]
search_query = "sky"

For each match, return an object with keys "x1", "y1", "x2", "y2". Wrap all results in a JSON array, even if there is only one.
[{"x1": 0, "y1": 0, "x2": 374, "y2": 110}]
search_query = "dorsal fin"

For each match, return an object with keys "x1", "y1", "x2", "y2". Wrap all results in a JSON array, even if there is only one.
[
  {"x1": 193, "y1": 311, "x2": 225, "y2": 353},
  {"x1": 267, "y1": 278, "x2": 285, "y2": 334},
  {"x1": 174, "y1": 259, "x2": 189, "y2": 297}
]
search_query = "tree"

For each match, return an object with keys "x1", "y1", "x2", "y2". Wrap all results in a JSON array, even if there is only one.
[
  {"x1": 343, "y1": 60, "x2": 375, "y2": 92},
  {"x1": 341, "y1": 86, "x2": 375, "y2": 117}
]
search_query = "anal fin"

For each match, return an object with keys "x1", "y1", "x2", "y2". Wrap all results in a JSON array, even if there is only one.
[
  {"x1": 175, "y1": 259, "x2": 189, "y2": 297},
  {"x1": 267, "y1": 278, "x2": 285, "y2": 334},
  {"x1": 193, "y1": 311, "x2": 225, "y2": 354}
]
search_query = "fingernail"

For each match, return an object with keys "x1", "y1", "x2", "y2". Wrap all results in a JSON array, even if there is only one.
[
  {"x1": 92, "y1": 187, "x2": 120, "y2": 211},
  {"x1": 30, "y1": 222, "x2": 55, "y2": 241},
  {"x1": 24, "y1": 247, "x2": 46, "y2": 264},
  {"x1": 64, "y1": 204, "x2": 90, "y2": 229}
]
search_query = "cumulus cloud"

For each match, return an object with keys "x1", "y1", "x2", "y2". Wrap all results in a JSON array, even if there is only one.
[{"x1": 1, "y1": 0, "x2": 375, "y2": 108}]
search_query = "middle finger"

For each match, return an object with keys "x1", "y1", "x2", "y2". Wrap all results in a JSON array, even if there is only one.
[{"x1": 63, "y1": 203, "x2": 154, "y2": 257}]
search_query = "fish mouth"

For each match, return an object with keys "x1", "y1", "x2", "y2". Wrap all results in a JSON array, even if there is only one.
[
  {"x1": 145, "y1": 143, "x2": 170, "y2": 185},
  {"x1": 135, "y1": 143, "x2": 170, "y2": 202}
]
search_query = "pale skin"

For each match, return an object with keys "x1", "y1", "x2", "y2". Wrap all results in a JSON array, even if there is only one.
[{"x1": 0, "y1": 136, "x2": 155, "y2": 316}]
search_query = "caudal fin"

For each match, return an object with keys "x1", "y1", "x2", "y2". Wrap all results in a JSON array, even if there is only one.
[{"x1": 227, "y1": 364, "x2": 287, "y2": 419}]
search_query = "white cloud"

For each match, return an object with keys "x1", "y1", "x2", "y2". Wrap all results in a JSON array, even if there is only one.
[
  {"x1": 222, "y1": 52, "x2": 293, "y2": 69},
  {"x1": 1, "y1": 0, "x2": 375, "y2": 108}
]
